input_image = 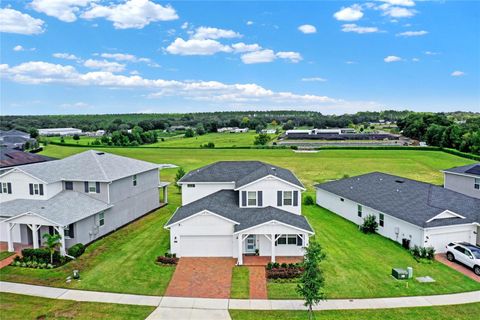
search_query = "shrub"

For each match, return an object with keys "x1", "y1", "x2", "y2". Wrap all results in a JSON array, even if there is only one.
[
  {"x1": 303, "y1": 195, "x2": 315, "y2": 206},
  {"x1": 67, "y1": 243, "x2": 85, "y2": 258},
  {"x1": 360, "y1": 215, "x2": 378, "y2": 234},
  {"x1": 281, "y1": 262, "x2": 288, "y2": 268},
  {"x1": 411, "y1": 245, "x2": 435, "y2": 261},
  {"x1": 156, "y1": 256, "x2": 179, "y2": 265},
  {"x1": 266, "y1": 263, "x2": 304, "y2": 279},
  {"x1": 266, "y1": 262, "x2": 273, "y2": 270}
]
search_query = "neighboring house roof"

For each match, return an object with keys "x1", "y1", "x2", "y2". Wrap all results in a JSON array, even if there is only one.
[
  {"x1": 2, "y1": 150, "x2": 160, "y2": 183},
  {"x1": 0, "y1": 148, "x2": 53, "y2": 168},
  {"x1": 443, "y1": 163, "x2": 480, "y2": 177},
  {"x1": 179, "y1": 161, "x2": 304, "y2": 189},
  {"x1": 165, "y1": 190, "x2": 313, "y2": 233},
  {"x1": 315, "y1": 172, "x2": 480, "y2": 228},
  {"x1": 0, "y1": 129, "x2": 30, "y2": 138},
  {"x1": 0, "y1": 191, "x2": 112, "y2": 226}
]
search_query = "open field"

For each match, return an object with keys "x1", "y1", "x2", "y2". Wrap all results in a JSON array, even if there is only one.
[
  {"x1": 0, "y1": 293, "x2": 154, "y2": 320},
  {"x1": 1, "y1": 145, "x2": 478, "y2": 298},
  {"x1": 229, "y1": 303, "x2": 480, "y2": 320}
]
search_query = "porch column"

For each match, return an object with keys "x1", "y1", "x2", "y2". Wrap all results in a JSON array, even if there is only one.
[
  {"x1": 304, "y1": 233, "x2": 309, "y2": 248},
  {"x1": 31, "y1": 224, "x2": 39, "y2": 249},
  {"x1": 7, "y1": 223, "x2": 14, "y2": 252},
  {"x1": 164, "y1": 186, "x2": 168, "y2": 204},
  {"x1": 271, "y1": 233, "x2": 275, "y2": 263},
  {"x1": 54, "y1": 226, "x2": 66, "y2": 256},
  {"x1": 237, "y1": 234, "x2": 243, "y2": 265}
]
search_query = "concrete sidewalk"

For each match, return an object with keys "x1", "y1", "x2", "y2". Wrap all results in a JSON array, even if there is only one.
[{"x1": 1, "y1": 281, "x2": 480, "y2": 319}]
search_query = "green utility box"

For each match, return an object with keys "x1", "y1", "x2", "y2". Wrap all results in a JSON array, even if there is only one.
[{"x1": 392, "y1": 268, "x2": 408, "y2": 280}]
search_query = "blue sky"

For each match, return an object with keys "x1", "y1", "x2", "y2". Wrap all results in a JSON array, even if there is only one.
[{"x1": 0, "y1": 0, "x2": 478, "y2": 115}]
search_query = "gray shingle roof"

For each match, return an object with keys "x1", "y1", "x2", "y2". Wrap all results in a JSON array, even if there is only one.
[
  {"x1": 443, "y1": 163, "x2": 480, "y2": 177},
  {"x1": 0, "y1": 147, "x2": 53, "y2": 168},
  {"x1": 179, "y1": 161, "x2": 304, "y2": 189},
  {"x1": 0, "y1": 191, "x2": 112, "y2": 226},
  {"x1": 9, "y1": 150, "x2": 160, "y2": 183},
  {"x1": 315, "y1": 172, "x2": 480, "y2": 228},
  {"x1": 165, "y1": 190, "x2": 313, "y2": 233}
]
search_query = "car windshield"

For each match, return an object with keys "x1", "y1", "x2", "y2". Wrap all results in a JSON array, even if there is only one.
[{"x1": 471, "y1": 250, "x2": 480, "y2": 259}]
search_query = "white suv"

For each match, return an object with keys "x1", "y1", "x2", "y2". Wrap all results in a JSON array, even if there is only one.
[{"x1": 446, "y1": 242, "x2": 480, "y2": 276}]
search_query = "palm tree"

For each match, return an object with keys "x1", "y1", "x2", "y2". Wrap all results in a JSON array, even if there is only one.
[{"x1": 42, "y1": 233, "x2": 62, "y2": 264}]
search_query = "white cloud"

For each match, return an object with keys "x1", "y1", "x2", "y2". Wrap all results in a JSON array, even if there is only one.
[
  {"x1": 380, "y1": 6, "x2": 416, "y2": 18},
  {"x1": 412, "y1": 58, "x2": 420, "y2": 62},
  {"x1": 99, "y1": 53, "x2": 151, "y2": 63},
  {"x1": 451, "y1": 71, "x2": 465, "y2": 77},
  {"x1": 384, "y1": 55, "x2": 402, "y2": 63},
  {"x1": 396, "y1": 30, "x2": 428, "y2": 37},
  {"x1": 60, "y1": 102, "x2": 91, "y2": 109},
  {"x1": 298, "y1": 24, "x2": 317, "y2": 34},
  {"x1": 424, "y1": 51, "x2": 440, "y2": 55},
  {"x1": 30, "y1": 0, "x2": 93, "y2": 23},
  {"x1": 192, "y1": 26, "x2": 241, "y2": 40},
  {"x1": 53, "y1": 53, "x2": 81, "y2": 61},
  {"x1": 82, "y1": 0, "x2": 178, "y2": 29},
  {"x1": 334, "y1": 5, "x2": 364, "y2": 21},
  {"x1": 0, "y1": 61, "x2": 340, "y2": 107},
  {"x1": 166, "y1": 38, "x2": 232, "y2": 55},
  {"x1": 231, "y1": 42, "x2": 262, "y2": 53},
  {"x1": 301, "y1": 77, "x2": 327, "y2": 82},
  {"x1": 341, "y1": 24, "x2": 380, "y2": 34},
  {"x1": 240, "y1": 49, "x2": 276, "y2": 64},
  {"x1": 379, "y1": 0, "x2": 415, "y2": 6},
  {"x1": 246, "y1": 20, "x2": 254, "y2": 26},
  {"x1": 83, "y1": 59, "x2": 126, "y2": 72},
  {"x1": 181, "y1": 22, "x2": 189, "y2": 29},
  {"x1": 345, "y1": 60, "x2": 357, "y2": 64},
  {"x1": 276, "y1": 51, "x2": 303, "y2": 63},
  {"x1": 0, "y1": 8, "x2": 45, "y2": 35},
  {"x1": 13, "y1": 45, "x2": 25, "y2": 51}
]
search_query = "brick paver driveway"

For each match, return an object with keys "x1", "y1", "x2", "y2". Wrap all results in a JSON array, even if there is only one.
[
  {"x1": 436, "y1": 254, "x2": 480, "y2": 282},
  {"x1": 165, "y1": 258, "x2": 237, "y2": 298}
]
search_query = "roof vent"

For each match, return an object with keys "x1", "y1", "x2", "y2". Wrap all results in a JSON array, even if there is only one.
[
  {"x1": 395, "y1": 180, "x2": 404, "y2": 184},
  {"x1": 96, "y1": 152, "x2": 105, "y2": 155},
  {"x1": 271, "y1": 167, "x2": 277, "y2": 175}
]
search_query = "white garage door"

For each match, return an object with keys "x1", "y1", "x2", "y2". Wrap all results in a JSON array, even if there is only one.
[
  {"x1": 428, "y1": 230, "x2": 473, "y2": 253},
  {"x1": 179, "y1": 235, "x2": 233, "y2": 257}
]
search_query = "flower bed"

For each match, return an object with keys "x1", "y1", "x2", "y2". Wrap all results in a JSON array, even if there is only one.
[
  {"x1": 10, "y1": 248, "x2": 70, "y2": 269},
  {"x1": 156, "y1": 253, "x2": 179, "y2": 265},
  {"x1": 266, "y1": 262, "x2": 304, "y2": 279}
]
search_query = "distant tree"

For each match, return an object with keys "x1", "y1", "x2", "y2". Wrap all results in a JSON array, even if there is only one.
[
  {"x1": 282, "y1": 120, "x2": 294, "y2": 130},
  {"x1": 184, "y1": 128, "x2": 195, "y2": 138},
  {"x1": 29, "y1": 128, "x2": 39, "y2": 139},
  {"x1": 72, "y1": 134, "x2": 80, "y2": 140},
  {"x1": 196, "y1": 124, "x2": 206, "y2": 135},
  {"x1": 24, "y1": 141, "x2": 31, "y2": 150},
  {"x1": 297, "y1": 240, "x2": 326, "y2": 319},
  {"x1": 255, "y1": 124, "x2": 265, "y2": 133},
  {"x1": 360, "y1": 215, "x2": 378, "y2": 234},
  {"x1": 271, "y1": 120, "x2": 278, "y2": 126},
  {"x1": 175, "y1": 168, "x2": 186, "y2": 192},
  {"x1": 60, "y1": 137, "x2": 65, "y2": 143},
  {"x1": 254, "y1": 133, "x2": 271, "y2": 146}
]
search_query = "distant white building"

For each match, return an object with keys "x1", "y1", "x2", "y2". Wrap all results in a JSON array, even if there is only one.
[
  {"x1": 261, "y1": 129, "x2": 276, "y2": 134},
  {"x1": 218, "y1": 127, "x2": 249, "y2": 133},
  {"x1": 95, "y1": 130, "x2": 105, "y2": 136},
  {"x1": 38, "y1": 128, "x2": 82, "y2": 136},
  {"x1": 285, "y1": 128, "x2": 355, "y2": 136}
]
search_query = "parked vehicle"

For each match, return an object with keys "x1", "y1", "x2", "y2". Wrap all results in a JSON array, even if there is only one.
[{"x1": 446, "y1": 242, "x2": 480, "y2": 276}]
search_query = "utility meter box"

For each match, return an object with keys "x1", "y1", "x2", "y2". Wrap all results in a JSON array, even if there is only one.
[{"x1": 392, "y1": 268, "x2": 408, "y2": 280}]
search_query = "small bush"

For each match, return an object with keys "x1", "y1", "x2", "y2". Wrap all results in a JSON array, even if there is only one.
[
  {"x1": 67, "y1": 243, "x2": 85, "y2": 258},
  {"x1": 266, "y1": 263, "x2": 304, "y2": 279},
  {"x1": 157, "y1": 256, "x2": 179, "y2": 265},
  {"x1": 303, "y1": 195, "x2": 315, "y2": 206},
  {"x1": 266, "y1": 262, "x2": 273, "y2": 270},
  {"x1": 411, "y1": 245, "x2": 435, "y2": 261},
  {"x1": 360, "y1": 215, "x2": 378, "y2": 234}
]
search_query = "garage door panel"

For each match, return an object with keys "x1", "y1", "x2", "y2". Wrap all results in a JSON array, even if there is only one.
[
  {"x1": 428, "y1": 231, "x2": 472, "y2": 253},
  {"x1": 179, "y1": 235, "x2": 233, "y2": 257}
]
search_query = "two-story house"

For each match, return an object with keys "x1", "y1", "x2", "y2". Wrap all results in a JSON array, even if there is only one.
[
  {"x1": 0, "y1": 150, "x2": 169, "y2": 255},
  {"x1": 443, "y1": 163, "x2": 480, "y2": 199},
  {"x1": 165, "y1": 161, "x2": 314, "y2": 265}
]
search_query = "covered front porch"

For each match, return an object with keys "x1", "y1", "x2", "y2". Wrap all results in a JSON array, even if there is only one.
[{"x1": 235, "y1": 220, "x2": 313, "y2": 265}]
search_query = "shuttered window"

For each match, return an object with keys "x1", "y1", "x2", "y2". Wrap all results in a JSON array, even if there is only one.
[
  {"x1": 241, "y1": 191, "x2": 247, "y2": 206},
  {"x1": 257, "y1": 191, "x2": 263, "y2": 206},
  {"x1": 283, "y1": 191, "x2": 293, "y2": 206},
  {"x1": 247, "y1": 191, "x2": 257, "y2": 206},
  {"x1": 0, "y1": 182, "x2": 12, "y2": 194},
  {"x1": 29, "y1": 183, "x2": 44, "y2": 195},
  {"x1": 277, "y1": 191, "x2": 282, "y2": 206}
]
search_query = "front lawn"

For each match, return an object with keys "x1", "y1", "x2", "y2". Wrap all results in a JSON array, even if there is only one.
[
  {"x1": 229, "y1": 303, "x2": 480, "y2": 320},
  {"x1": 231, "y1": 267, "x2": 250, "y2": 298},
  {"x1": 2, "y1": 145, "x2": 479, "y2": 298},
  {"x1": 0, "y1": 251, "x2": 14, "y2": 261},
  {"x1": 0, "y1": 293, "x2": 154, "y2": 320}
]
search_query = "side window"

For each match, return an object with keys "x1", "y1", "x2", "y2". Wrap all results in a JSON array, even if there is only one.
[
  {"x1": 65, "y1": 181, "x2": 73, "y2": 190},
  {"x1": 357, "y1": 205, "x2": 362, "y2": 217},
  {"x1": 465, "y1": 249, "x2": 474, "y2": 259},
  {"x1": 187, "y1": 184, "x2": 195, "y2": 188},
  {"x1": 247, "y1": 191, "x2": 257, "y2": 206},
  {"x1": 379, "y1": 213, "x2": 385, "y2": 227},
  {"x1": 133, "y1": 175, "x2": 137, "y2": 186},
  {"x1": 283, "y1": 191, "x2": 293, "y2": 206},
  {"x1": 454, "y1": 246, "x2": 465, "y2": 254},
  {"x1": 98, "y1": 212, "x2": 105, "y2": 227},
  {"x1": 29, "y1": 183, "x2": 44, "y2": 195},
  {"x1": 88, "y1": 182, "x2": 97, "y2": 193},
  {"x1": 0, "y1": 182, "x2": 12, "y2": 194},
  {"x1": 475, "y1": 178, "x2": 480, "y2": 190}
]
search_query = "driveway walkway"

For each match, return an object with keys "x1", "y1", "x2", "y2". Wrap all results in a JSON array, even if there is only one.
[
  {"x1": 165, "y1": 258, "x2": 237, "y2": 298},
  {"x1": 436, "y1": 254, "x2": 480, "y2": 283},
  {"x1": 247, "y1": 267, "x2": 267, "y2": 299}
]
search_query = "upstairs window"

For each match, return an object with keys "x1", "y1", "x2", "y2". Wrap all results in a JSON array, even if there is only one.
[
  {"x1": 379, "y1": 213, "x2": 385, "y2": 227},
  {"x1": 98, "y1": 212, "x2": 105, "y2": 227},
  {"x1": 475, "y1": 178, "x2": 480, "y2": 190},
  {"x1": 283, "y1": 191, "x2": 293, "y2": 206},
  {"x1": 0, "y1": 182, "x2": 12, "y2": 194},
  {"x1": 357, "y1": 205, "x2": 363, "y2": 217},
  {"x1": 29, "y1": 183, "x2": 44, "y2": 196},
  {"x1": 133, "y1": 175, "x2": 137, "y2": 186},
  {"x1": 247, "y1": 191, "x2": 257, "y2": 206},
  {"x1": 88, "y1": 182, "x2": 97, "y2": 193}
]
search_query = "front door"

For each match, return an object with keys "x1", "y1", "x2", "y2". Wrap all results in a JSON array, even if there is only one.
[{"x1": 245, "y1": 235, "x2": 256, "y2": 254}]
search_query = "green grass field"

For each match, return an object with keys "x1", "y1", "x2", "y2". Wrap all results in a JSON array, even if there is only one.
[
  {"x1": 231, "y1": 267, "x2": 250, "y2": 299},
  {"x1": 1, "y1": 145, "x2": 478, "y2": 298},
  {"x1": 0, "y1": 293, "x2": 154, "y2": 320},
  {"x1": 0, "y1": 251, "x2": 14, "y2": 261},
  {"x1": 229, "y1": 303, "x2": 480, "y2": 320}
]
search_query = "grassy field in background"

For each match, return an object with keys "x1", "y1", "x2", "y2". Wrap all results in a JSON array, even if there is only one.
[
  {"x1": 1, "y1": 145, "x2": 478, "y2": 298},
  {"x1": 0, "y1": 293, "x2": 154, "y2": 320},
  {"x1": 229, "y1": 303, "x2": 480, "y2": 320}
]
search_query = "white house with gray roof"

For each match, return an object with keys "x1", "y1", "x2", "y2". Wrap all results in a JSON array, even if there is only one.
[
  {"x1": 165, "y1": 161, "x2": 313, "y2": 265},
  {"x1": 315, "y1": 170, "x2": 480, "y2": 253},
  {"x1": 0, "y1": 150, "x2": 169, "y2": 255},
  {"x1": 443, "y1": 163, "x2": 480, "y2": 199}
]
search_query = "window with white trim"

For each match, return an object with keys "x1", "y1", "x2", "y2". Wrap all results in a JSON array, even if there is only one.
[
  {"x1": 276, "y1": 234, "x2": 302, "y2": 246},
  {"x1": 133, "y1": 175, "x2": 137, "y2": 186},
  {"x1": 0, "y1": 182, "x2": 12, "y2": 194},
  {"x1": 88, "y1": 182, "x2": 97, "y2": 193},
  {"x1": 98, "y1": 212, "x2": 105, "y2": 227},
  {"x1": 187, "y1": 184, "x2": 195, "y2": 188},
  {"x1": 379, "y1": 213, "x2": 385, "y2": 227},
  {"x1": 475, "y1": 178, "x2": 480, "y2": 190},
  {"x1": 283, "y1": 191, "x2": 293, "y2": 206},
  {"x1": 64, "y1": 223, "x2": 74, "y2": 239},
  {"x1": 33, "y1": 184, "x2": 40, "y2": 195},
  {"x1": 247, "y1": 191, "x2": 257, "y2": 206},
  {"x1": 357, "y1": 205, "x2": 363, "y2": 217}
]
